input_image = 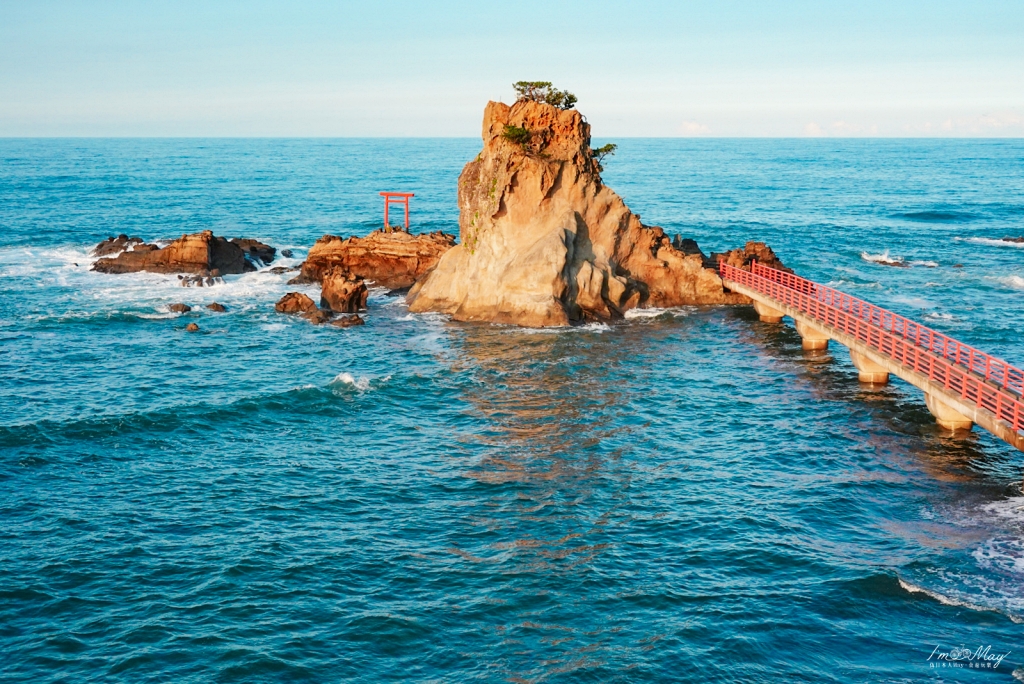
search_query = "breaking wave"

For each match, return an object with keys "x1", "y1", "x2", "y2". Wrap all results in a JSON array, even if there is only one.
[
  {"x1": 958, "y1": 237, "x2": 1024, "y2": 249},
  {"x1": 860, "y1": 251, "x2": 936, "y2": 267}
]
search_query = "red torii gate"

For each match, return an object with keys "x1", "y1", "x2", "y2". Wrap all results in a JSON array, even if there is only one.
[{"x1": 380, "y1": 192, "x2": 414, "y2": 231}]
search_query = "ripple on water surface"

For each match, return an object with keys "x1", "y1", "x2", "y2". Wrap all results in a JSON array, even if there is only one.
[{"x1": 2, "y1": 138, "x2": 1024, "y2": 682}]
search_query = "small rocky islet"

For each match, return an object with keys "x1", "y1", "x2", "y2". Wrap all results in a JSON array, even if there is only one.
[{"x1": 86, "y1": 98, "x2": 790, "y2": 329}]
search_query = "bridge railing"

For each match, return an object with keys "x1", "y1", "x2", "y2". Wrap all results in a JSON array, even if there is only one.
[
  {"x1": 747, "y1": 261, "x2": 1024, "y2": 398},
  {"x1": 719, "y1": 261, "x2": 1024, "y2": 434}
]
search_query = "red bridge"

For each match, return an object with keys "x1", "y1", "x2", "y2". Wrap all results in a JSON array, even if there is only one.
[{"x1": 720, "y1": 261, "x2": 1024, "y2": 453}]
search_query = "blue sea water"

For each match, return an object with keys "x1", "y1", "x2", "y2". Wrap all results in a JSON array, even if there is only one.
[{"x1": 1, "y1": 138, "x2": 1023, "y2": 682}]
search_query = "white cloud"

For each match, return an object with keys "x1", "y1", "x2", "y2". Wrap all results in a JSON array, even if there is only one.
[
  {"x1": 678, "y1": 120, "x2": 710, "y2": 135},
  {"x1": 803, "y1": 121, "x2": 825, "y2": 137}
]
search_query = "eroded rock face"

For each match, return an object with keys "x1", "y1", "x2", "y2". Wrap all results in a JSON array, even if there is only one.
[
  {"x1": 406, "y1": 100, "x2": 755, "y2": 327},
  {"x1": 320, "y1": 268, "x2": 368, "y2": 313},
  {"x1": 91, "y1": 231, "x2": 275, "y2": 275},
  {"x1": 93, "y1": 234, "x2": 145, "y2": 257},
  {"x1": 292, "y1": 230, "x2": 455, "y2": 289}
]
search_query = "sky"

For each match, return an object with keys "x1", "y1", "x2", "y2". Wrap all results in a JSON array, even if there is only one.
[{"x1": 1, "y1": 0, "x2": 1022, "y2": 137}]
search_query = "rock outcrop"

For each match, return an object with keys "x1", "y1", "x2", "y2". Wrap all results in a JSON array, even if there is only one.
[
  {"x1": 320, "y1": 268, "x2": 368, "y2": 313},
  {"x1": 206, "y1": 302, "x2": 227, "y2": 312},
  {"x1": 168, "y1": 303, "x2": 191, "y2": 313},
  {"x1": 275, "y1": 292, "x2": 318, "y2": 314},
  {"x1": 292, "y1": 230, "x2": 455, "y2": 289},
  {"x1": 711, "y1": 241, "x2": 791, "y2": 274},
  {"x1": 92, "y1": 231, "x2": 275, "y2": 275},
  {"x1": 406, "y1": 100, "x2": 761, "y2": 326},
  {"x1": 274, "y1": 292, "x2": 333, "y2": 325}
]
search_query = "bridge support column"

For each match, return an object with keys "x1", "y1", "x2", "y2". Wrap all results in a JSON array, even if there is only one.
[
  {"x1": 850, "y1": 350, "x2": 889, "y2": 384},
  {"x1": 924, "y1": 393, "x2": 973, "y2": 432},
  {"x1": 753, "y1": 300, "x2": 784, "y2": 323},
  {"x1": 794, "y1": 320, "x2": 830, "y2": 350}
]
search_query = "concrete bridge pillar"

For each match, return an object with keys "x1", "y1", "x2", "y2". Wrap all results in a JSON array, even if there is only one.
[
  {"x1": 924, "y1": 393, "x2": 974, "y2": 432},
  {"x1": 850, "y1": 350, "x2": 889, "y2": 384},
  {"x1": 753, "y1": 300, "x2": 784, "y2": 323},
  {"x1": 794, "y1": 320, "x2": 830, "y2": 350}
]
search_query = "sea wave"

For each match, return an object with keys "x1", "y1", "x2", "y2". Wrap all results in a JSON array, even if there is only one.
[
  {"x1": 624, "y1": 306, "x2": 695, "y2": 320},
  {"x1": 330, "y1": 372, "x2": 391, "y2": 391},
  {"x1": 861, "y1": 250, "x2": 905, "y2": 266},
  {"x1": 895, "y1": 210, "x2": 973, "y2": 223},
  {"x1": 994, "y1": 275, "x2": 1024, "y2": 291},
  {"x1": 519, "y1": 322, "x2": 611, "y2": 335},
  {"x1": 860, "y1": 251, "x2": 936, "y2": 268},
  {"x1": 958, "y1": 237, "x2": 1024, "y2": 249},
  {"x1": 897, "y1": 578, "x2": 1023, "y2": 623}
]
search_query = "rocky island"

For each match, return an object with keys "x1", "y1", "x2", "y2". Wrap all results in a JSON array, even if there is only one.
[
  {"x1": 406, "y1": 93, "x2": 782, "y2": 326},
  {"x1": 84, "y1": 86, "x2": 787, "y2": 331}
]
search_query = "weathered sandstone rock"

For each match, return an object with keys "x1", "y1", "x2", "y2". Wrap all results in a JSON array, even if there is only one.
[
  {"x1": 185, "y1": 323, "x2": 200, "y2": 332},
  {"x1": 275, "y1": 292, "x2": 318, "y2": 314},
  {"x1": 92, "y1": 231, "x2": 275, "y2": 275},
  {"x1": 292, "y1": 230, "x2": 455, "y2": 289},
  {"x1": 406, "y1": 100, "x2": 758, "y2": 326},
  {"x1": 320, "y1": 268, "x2": 368, "y2": 313},
  {"x1": 206, "y1": 302, "x2": 227, "y2": 312},
  {"x1": 168, "y1": 303, "x2": 191, "y2": 313},
  {"x1": 711, "y1": 241, "x2": 792, "y2": 274}
]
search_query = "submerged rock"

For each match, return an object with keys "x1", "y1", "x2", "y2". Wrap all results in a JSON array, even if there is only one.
[
  {"x1": 206, "y1": 302, "x2": 227, "y2": 312},
  {"x1": 331, "y1": 314, "x2": 365, "y2": 328},
  {"x1": 304, "y1": 309, "x2": 332, "y2": 325},
  {"x1": 168, "y1": 303, "x2": 192, "y2": 313},
  {"x1": 406, "y1": 99, "x2": 759, "y2": 327},
  {"x1": 320, "y1": 268, "x2": 368, "y2": 313},
  {"x1": 291, "y1": 230, "x2": 455, "y2": 289},
  {"x1": 92, "y1": 231, "x2": 275, "y2": 275},
  {"x1": 1001, "y1": 236, "x2": 1024, "y2": 243},
  {"x1": 185, "y1": 323, "x2": 200, "y2": 332}
]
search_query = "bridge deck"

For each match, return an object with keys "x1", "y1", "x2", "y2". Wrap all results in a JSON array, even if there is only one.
[{"x1": 720, "y1": 261, "x2": 1024, "y2": 453}]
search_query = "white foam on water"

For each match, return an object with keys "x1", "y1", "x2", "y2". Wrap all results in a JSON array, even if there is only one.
[
  {"x1": 0, "y1": 242, "x2": 318, "y2": 319},
  {"x1": 909, "y1": 260, "x2": 939, "y2": 268},
  {"x1": 959, "y1": 236, "x2": 1024, "y2": 249},
  {"x1": 992, "y1": 275, "x2": 1024, "y2": 291},
  {"x1": 890, "y1": 294, "x2": 935, "y2": 309},
  {"x1": 861, "y1": 250, "x2": 904, "y2": 266},
  {"x1": 518, "y1": 321, "x2": 611, "y2": 335},
  {"x1": 925, "y1": 312, "x2": 956, "y2": 321},
  {"x1": 897, "y1": 578, "x2": 1023, "y2": 623},
  {"x1": 624, "y1": 306, "x2": 695, "y2": 320},
  {"x1": 330, "y1": 372, "x2": 390, "y2": 391}
]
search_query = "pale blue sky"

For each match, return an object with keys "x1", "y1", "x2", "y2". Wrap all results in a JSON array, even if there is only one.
[{"x1": 1, "y1": 0, "x2": 1022, "y2": 137}]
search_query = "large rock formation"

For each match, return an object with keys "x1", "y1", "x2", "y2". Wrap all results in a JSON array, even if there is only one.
[
  {"x1": 406, "y1": 100, "x2": 758, "y2": 326},
  {"x1": 91, "y1": 231, "x2": 274, "y2": 275},
  {"x1": 292, "y1": 230, "x2": 456, "y2": 290}
]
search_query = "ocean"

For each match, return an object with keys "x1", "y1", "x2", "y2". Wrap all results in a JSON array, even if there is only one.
[{"x1": 1, "y1": 138, "x2": 1023, "y2": 682}]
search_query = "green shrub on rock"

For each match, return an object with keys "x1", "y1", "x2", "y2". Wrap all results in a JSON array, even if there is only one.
[{"x1": 512, "y1": 81, "x2": 578, "y2": 110}]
